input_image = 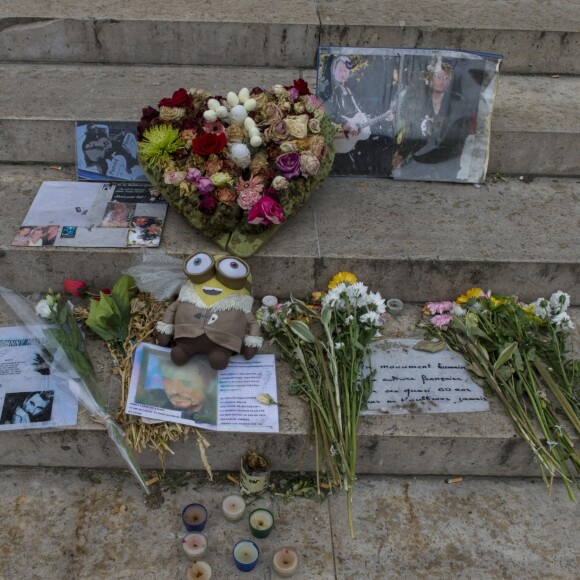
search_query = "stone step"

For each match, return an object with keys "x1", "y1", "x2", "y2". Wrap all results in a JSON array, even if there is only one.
[
  {"x1": 2, "y1": 303, "x2": 577, "y2": 477},
  {"x1": 1, "y1": 1, "x2": 578, "y2": 73},
  {"x1": 1, "y1": 164, "x2": 579, "y2": 303},
  {"x1": 1, "y1": 64, "x2": 579, "y2": 176},
  {"x1": 1, "y1": 467, "x2": 577, "y2": 579}
]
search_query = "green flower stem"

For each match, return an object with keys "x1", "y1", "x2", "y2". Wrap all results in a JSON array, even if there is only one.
[{"x1": 535, "y1": 358, "x2": 580, "y2": 434}]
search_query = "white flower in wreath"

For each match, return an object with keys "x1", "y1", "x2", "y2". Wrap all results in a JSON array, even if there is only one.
[{"x1": 230, "y1": 143, "x2": 252, "y2": 169}]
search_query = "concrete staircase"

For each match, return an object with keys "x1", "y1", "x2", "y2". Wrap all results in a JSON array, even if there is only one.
[{"x1": 0, "y1": 1, "x2": 579, "y2": 474}]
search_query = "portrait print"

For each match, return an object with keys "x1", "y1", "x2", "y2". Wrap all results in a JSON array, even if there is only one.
[
  {"x1": 317, "y1": 47, "x2": 502, "y2": 183},
  {"x1": 11, "y1": 225, "x2": 60, "y2": 247},
  {"x1": 132, "y1": 344, "x2": 218, "y2": 426},
  {"x1": 0, "y1": 391, "x2": 55, "y2": 425},
  {"x1": 99, "y1": 201, "x2": 136, "y2": 228},
  {"x1": 318, "y1": 50, "x2": 400, "y2": 177},
  {"x1": 76, "y1": 121, "x2": 149, "y2": 182}
]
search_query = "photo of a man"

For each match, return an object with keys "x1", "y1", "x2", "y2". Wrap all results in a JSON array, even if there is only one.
[
  {"x1": 318, "y1": 51, "x2": 399, "y2": 177},
  {"x1": 76, "y1": 122, "x2": 148, "y2": 182},
  {"x1": 392, "y1": 56, "x2": 472, "y2": 181},
  {"x1": 317, "y1": 47, "x2": 501, "y2": 183},
  {"x1": 0, "y1": 391, "x2": 55, "y2": 425},
  {"x1": 133, "y1": 345, "x2": 218, "y2": 426}
]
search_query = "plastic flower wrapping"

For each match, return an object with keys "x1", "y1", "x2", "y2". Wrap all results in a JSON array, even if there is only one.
[
  {"x1": 0, "y1": 286, "x2": 149, "y2": 493},
  {"x1": 137, "y1": 80, "x2": 336, "y2": 257}
]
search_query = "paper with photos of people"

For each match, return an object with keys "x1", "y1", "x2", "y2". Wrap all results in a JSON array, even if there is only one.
[
  {"x1": 12, "y1": 181, "x2": 167, "y2": 248},
  {"x1": 126, "y1": 343, "x2": 279, "y2": 433},
  {"x1": 317, "y1": 47, "x2": 502, "y2": 183},
  {"x1": 0, "y1": 325, "x2": 78, "y2": 431}
]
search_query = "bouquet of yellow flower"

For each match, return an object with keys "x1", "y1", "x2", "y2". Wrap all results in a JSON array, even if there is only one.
[
  {"x1": 422, "y1": 288, "x2": 579, "y2": 500},
  {"x1": 257, "y1": 272, "x2": 385, "y2": 537},
  {"x1": 137, "y1": 80, "x2": 335, "y2": 257}
]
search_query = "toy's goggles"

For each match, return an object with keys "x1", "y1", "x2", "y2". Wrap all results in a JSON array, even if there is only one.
[{"x1": 183, "y1": 252, "x2": 251, "y2": 291}]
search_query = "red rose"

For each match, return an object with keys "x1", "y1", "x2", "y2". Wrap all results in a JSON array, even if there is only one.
[
  {"x1": 192, "y1": 132, "x2": 227, "y2": 156},
  {"x1": 198, "y1": 196, "x2": 218, "y2": 215},
  {"x1": 63, "y1": 279, "x2": 88, "y2": 297},
  {"x1": 95, "y1": 288, "x2": 111, "y2": 302},
  {"x1": 293, "y1": 79, "x2": 311, "y2": 96},
  {"x1": 158, "y1": 88, "x2": 192, "y2": 108}
]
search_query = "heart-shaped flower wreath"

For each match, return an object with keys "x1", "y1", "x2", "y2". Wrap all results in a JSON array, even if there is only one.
[{"x1": 137, "y1": 80, "x2": 335, "y2": 257}]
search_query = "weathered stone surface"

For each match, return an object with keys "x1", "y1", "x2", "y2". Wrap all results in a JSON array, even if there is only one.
[
  {"x1": 317, "y1": 0, "x2": 580, "y2": 74},
  {"x1": 0, "y1": 467, "x2": 577, "y2": 579},
  {"x1": 1, "y1": 0, "x2": 578, "y2": 72}
]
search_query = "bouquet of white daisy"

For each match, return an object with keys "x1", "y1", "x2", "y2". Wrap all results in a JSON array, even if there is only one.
[{"x1": 257, "y1": 272, "x2": 385, "y2": 537}]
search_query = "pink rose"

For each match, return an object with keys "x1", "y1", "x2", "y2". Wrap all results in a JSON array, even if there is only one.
[
  {"x1": 238, "y1": 189, "x2": 262, "y2": 210},
  {"x1": 163, "y1": 171, "x2": 186, "y2": 185},
  {"x1": 425, "y1": 301, "x2": 454, "y2": 315},
  {"x1": 248, "y1": 196, "x2": 285, "y2": 226},
  {"x1": 196, "y1": 176, "x2": 215, "y2": 195},
  {"x1": 186, "y1": 168, "x2": 201, "y2": 182},
  {"x1": 431, "y1": 314, "x2": 453, "y2": 328}
]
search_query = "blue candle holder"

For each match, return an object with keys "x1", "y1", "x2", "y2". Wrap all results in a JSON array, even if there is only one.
[
  {"x1": 182, "y1": 503, "x2": 208, "y2": 532},
  {"x1": 233, "y1": 540, "x2": 260, "y2": 572}
]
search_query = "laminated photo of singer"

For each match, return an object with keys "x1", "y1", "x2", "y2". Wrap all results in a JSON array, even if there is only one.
[{"x1": 317, "y1": 47, "x2": 502, "y2": 183}]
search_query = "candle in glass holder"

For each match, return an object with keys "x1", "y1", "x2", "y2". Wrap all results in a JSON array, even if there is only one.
[
  {"x1": 222, "y1": 494, "x2": 246, "y2": 522},
  {"x1": 233, "y1": 540, "x2": 260, "y2": 572},
  {"x1": 182, "y1": 503, "x2": 208, "y2": 532},
  {"x1": 249, "y1": 508, "x2": 274, "y2": 539},
  {"x1": 182, "y1": 532, "x2": 208, "y2": 559},
  {"x1": 186, "y1": 560, "x2": 212, "y2": 580},
  {"x1": 272, "y1": 547, "x2": 299, "y2": 577}
]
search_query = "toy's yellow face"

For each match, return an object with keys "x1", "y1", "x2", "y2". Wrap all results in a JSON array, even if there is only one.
[{"x1": 184, "y1": 252, "x2": 252, "y2": 307}]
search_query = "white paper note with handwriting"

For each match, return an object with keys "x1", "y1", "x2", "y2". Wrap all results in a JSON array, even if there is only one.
[{"x1": 363, "y1": 338, "x2": 489, "y2": 415}]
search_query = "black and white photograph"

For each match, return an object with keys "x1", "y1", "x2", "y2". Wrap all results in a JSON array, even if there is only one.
[
  {"x1": 76, "y1": 121, "x2": 149, "y2": 182},
  {"x1": 0, "y1": 325, "x2": 78, "y2": 431},
  {"x1": 0, "y1": 390, "x2": 55, "y2": 425}
]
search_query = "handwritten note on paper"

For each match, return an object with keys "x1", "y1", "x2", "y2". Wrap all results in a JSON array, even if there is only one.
[{"x1": 362, "y1": 338, "x2": 489, "y2": 415}]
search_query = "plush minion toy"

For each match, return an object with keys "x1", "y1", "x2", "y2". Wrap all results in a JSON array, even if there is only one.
[{"x1": 156, "y1": 252, "x2": 263, "y2": 370}]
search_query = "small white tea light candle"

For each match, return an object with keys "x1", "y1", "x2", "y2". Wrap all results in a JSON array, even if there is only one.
[
  {"x1": 182, "y1": 532, "x2": 208, "y2": 559},
  {"x1": 272, "y1": 547, "x2": 299, "y2": 577},
  {"x1": 222, "y1": 494, "x2": 246, "y2": 522},
  {"x1": 261, "y1": 295, "x2": 278, "y2": 307},
  {"x1": 249, "y1": 508, "x2": 274, "y2": 539},
  {"x1": 233, "y1": 540, "x2": 260, "y2": 572},
  {"x1": 186, "y1": 560, "x2": 212, "y2": 580}
]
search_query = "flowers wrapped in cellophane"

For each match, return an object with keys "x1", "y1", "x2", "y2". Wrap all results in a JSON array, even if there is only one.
[{"x1": 0, "y1": 286, "x2": 149, "y2": 493}]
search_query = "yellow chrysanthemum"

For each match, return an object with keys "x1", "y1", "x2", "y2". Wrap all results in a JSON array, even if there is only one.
[
  {"x1": 456, "y1": 287, "x2": 483, "y2": 304},
  {"x1": 489, "y1": 296, "x2": 505, "y2": 307},
  {"x1": 328, "y1": 271, "x2": 357, "y2": 289}
]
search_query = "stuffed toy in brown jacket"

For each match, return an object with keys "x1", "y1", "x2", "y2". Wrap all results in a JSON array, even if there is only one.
[{"x1": 156, "y1": 252, "x2": 263, "y2": 370}]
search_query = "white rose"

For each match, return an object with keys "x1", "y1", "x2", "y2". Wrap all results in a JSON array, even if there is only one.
[
  {"x1": 272, "y1": 176, "x2": 289, "y2": 190},
  {"x1": 35, "y1": 299, "x2": 52, "y2": 319}
]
